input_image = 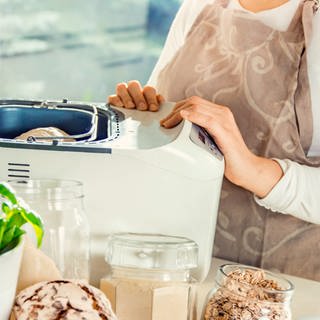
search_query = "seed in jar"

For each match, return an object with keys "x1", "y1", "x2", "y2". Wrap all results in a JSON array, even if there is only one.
[{"x1": 204, "y1": 268, "x2": 289, "y2": 320}]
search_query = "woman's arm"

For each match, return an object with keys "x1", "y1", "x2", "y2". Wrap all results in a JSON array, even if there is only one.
[
  {"x1": 161, "y1": 96, "x2": 320, "y2": 224},
  {"x1": 255, "y1": 159, "x2": 320, "y2": 225},
  {"x1": 161, "y1": 96, "x2": 283, "y2": 197}
]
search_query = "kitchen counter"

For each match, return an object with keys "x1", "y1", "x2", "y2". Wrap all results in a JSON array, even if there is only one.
[{"x1": 197, "y1": 258, "x2": 320, "y2": 320}]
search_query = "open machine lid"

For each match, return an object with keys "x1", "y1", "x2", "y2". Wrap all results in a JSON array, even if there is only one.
[
  {"x1": 0, "y1": 99, "x2": 116, "y2": 143},
  {"x1": 0, "y1": 99, "x2": 183, "y2": 151}
]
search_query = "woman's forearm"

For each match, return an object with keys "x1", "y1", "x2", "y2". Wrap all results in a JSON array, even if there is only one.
[{"x1": 235, "y1": 155, "x2": 284, "y2": 198}]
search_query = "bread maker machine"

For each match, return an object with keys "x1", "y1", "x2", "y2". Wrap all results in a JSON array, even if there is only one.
[{"x1": 0, "y1": 99, "x2": 224, "y2": 283}]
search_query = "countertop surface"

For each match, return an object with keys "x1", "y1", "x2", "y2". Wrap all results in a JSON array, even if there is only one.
[{"x1": 198, "y1": 258, "x2": 320, "y2": 320}]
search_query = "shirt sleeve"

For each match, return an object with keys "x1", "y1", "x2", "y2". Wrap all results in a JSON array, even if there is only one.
[
  {"x1": 254, "y1": 159, "x2": 320, "y2": 224},
  {"x1": 148, "y1": 0, "x2": 214, "y2": 87}
]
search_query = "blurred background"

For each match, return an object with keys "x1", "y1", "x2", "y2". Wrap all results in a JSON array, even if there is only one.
[{"x1": 0, "y1": 0, "x2": 182, "y2": 101}]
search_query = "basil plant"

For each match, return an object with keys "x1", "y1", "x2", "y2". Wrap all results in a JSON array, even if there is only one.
[{"x1": 0, "y1": 183, "x2": 44, "y2": 255}]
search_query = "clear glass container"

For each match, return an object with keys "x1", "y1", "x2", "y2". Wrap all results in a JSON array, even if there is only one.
[
  {"x1": 101, "y1": 232, "x2": 199, "y2": 320},
  {"x1": 203, "y1": 264, "x2": 294, "y2": 320},
  {"x1": 8, "y1": 179, "x2": 90, "y2": 280}
]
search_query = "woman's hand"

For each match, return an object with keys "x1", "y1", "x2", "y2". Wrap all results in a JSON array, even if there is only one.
[
  {"x1": 108, "y1": 80, "x2": 165, "y2": 111},
  {"x1": 161, "y1": 96, "x2": 283, "y2": 198}
]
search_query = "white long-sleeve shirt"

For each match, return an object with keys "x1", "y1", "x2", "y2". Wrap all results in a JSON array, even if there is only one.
[{"x1": 148, "y1": 0, "x2": 320, "y2": 224}]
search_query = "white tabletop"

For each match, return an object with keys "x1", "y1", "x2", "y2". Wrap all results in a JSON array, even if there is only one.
[{"x1": 197, "y1": 258, "x2": 320, "y2": 320}]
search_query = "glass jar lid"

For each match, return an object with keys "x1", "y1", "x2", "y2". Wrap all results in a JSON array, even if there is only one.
[
  {"x1": 8, "y1": 179, "x2": 83, "y2": 201},
  {"x1": 105, "y1": 233, "x2": 198, "y2": 271}
]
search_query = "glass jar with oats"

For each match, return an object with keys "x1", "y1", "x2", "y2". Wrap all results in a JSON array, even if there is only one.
[{"x1": 203, "y1": 264, "x2": 294, "y2": 320}]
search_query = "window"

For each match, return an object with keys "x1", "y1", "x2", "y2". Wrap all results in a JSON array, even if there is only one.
[{"x1": 0, "y1": 0, "x2": 182, "y2": 102}]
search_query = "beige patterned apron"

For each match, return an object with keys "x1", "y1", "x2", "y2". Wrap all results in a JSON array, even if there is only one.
[{"x1": 157, "y1": 0, "x2": 320, "y2": 280}]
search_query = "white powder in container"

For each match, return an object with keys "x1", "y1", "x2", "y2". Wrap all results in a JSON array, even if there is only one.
[
  {"x1": 101, "y1": 233, "x2": 199, "y2": 320},
  {"x1": 100, "y1": 278, "x2": 194, "y2": 320}
]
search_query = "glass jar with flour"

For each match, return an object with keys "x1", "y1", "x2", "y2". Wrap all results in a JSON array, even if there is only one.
[{"x1": 100, "y1": 232, "x2": 198, "y2": 320}]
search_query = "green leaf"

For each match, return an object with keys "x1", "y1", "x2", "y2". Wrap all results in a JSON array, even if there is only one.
[
  {"x1": 13, "y1": 228, "x2": 26, "y2": 239},
  {"x1": 1, "y1": 226, "x2": 16, "y2": 250},
  {"x1": 0, "y1": 183, "x2": 18, "y2": 205},
  {"x1": 0, "y1": 182, "x2": 44, "y2": 253},
  {"x1": 20, "y1": 208, "x2": 44, "y2": 247},
  {"x1": 6, "y1": 208, "x2": 26, "y2": 229},
  {"x1": 0, "y1": 219, "x2": 5, "y2": 248},
  {"x1": 2, "y1": 202, "x2": 11, "y2": 215},
  {"x1": 0, "y1": 236, "x2": 22, "y2": 255},
  {"x1": 0, "y1": 227, "x2": 26, "y2": 253}
]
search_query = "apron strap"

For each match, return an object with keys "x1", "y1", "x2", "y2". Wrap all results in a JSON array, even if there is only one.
[
  {"x1": 303, "y1": 0, "x2": 317, "y2": 47},
  {"x1": 286, "y1": 0, "x2": 316, "y2": 48}
]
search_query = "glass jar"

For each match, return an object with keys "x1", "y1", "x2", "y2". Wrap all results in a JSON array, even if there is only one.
[
  {"x1": 100, "y1": 232, "x2": 199, "y2": 320},
  {"x1": 8, "y1": 179, "x2": 90, "y2": 280},
  {"x1": 203, "y1": 264, "x2": 294, "y2": 320}
]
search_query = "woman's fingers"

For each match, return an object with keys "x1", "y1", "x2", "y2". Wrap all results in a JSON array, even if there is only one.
[
  {"x1": 161, "y1": 110, "x2": 186, "y2": 128},
  {"x1": 172, "y1": 99, "x2": 189, "y2": 112},
  {"x1": 160, "y1": 97, "x2": 226, "y2": 128},
  {"x1": 160, "y1": 112, "x2": 174, "y2": 126},
  {"x1": 110, "y1": 81, "x2": 163, "y2": 111},
  {"x1": 127, "y1": 81, "x2": 148, "y2": 111},
  {"x1": 108, "y1": 94, "x2": 124, "y2": 107},
  {"x1": 160, "y1": 103, "x2": 191, "y2": 126},
  {"x1": 157, "y1": 94, "x2": 165, "y2": 105},
  {"x1": 162, "y1": 113, "x2": 183, "y2": 128},
  {"x1": 180, "y1": 109, "x2": 213, "y2": 132},
  {"x1": 160, "y1": 99, "x2": 201, "y2": 126},
  {"x1": 143, "y1": 86, "x2": 159, "y2": 111},
  {"x1": 116, "y1": 83, "x2": 135, "y2": 109},
  {"x1": 160, "y1": 98, "x2": 196, "y2": 126},
  {"x1": 160, "y1": 100, "x2": 188, "y2": 124}
]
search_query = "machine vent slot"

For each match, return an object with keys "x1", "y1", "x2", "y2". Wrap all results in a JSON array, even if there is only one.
[
  {"x1": 7, "y1": 163, "x2": 30, "y2": 179},
  {"x1": 8, "y1": 163, "x2": 30, "y2": 167}
]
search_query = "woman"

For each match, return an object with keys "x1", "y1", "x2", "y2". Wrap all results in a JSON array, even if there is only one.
[{"x1": 108, "y1": 0, "x2": 320, "y2": 280}]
